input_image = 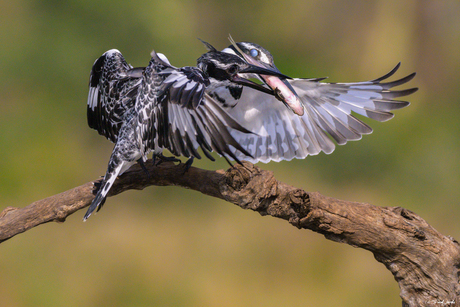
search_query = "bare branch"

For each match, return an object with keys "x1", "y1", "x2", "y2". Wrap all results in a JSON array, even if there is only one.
[{"x1": 0, "y1": 160, "x2": 459, "y2": 306}]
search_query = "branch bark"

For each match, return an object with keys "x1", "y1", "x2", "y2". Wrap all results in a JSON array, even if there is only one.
[{"x1": 1, "y1": 160, "x2": 459, "y2": 306}]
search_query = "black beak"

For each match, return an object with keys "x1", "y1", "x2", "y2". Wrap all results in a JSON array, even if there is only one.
[
  {"x1": 238, "y1": 64, "x2": 291, "y2": 79},
  {"x1": 227, "y1": 35, "x2": 304, "y2": 115},
  {"x1": 232, "y1": 75, "x2": 274, "y2": 95},
  {"x1": 232, "y1": 63, "x2": 305, "y2": 115},
  {"x1": 232, "y1": 64, "x2": 292, "y2": 96},
  {"x1": 261, "y1": 63, "x2": 300, "y2": 96}
]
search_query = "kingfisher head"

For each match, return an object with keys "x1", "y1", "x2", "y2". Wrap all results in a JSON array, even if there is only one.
[
  {"x1": 222, "y1": 37, "x2": 304, "y2": 116},
  {"x1": 196, "y1": 39, "x2": 290, "y2": 97}
]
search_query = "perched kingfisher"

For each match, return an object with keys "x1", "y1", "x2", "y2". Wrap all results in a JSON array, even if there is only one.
[
  {"x1": 85, "y1": 42, "x2": 289, "y2": 220},
  {"x1": 211, "y1": 37, "x2": 418, "y2": 163}
]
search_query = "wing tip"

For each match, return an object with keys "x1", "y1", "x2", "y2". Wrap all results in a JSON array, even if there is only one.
[{"x1": 372, "y1": 62, "x2": 401, "y2": 82}]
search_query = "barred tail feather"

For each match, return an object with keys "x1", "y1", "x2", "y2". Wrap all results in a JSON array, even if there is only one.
[
  {"x1": 83, "y1": 187, "x2": 108, "y2": 221},
  {"x1": 83, "y1": 159, "x2": 127, "y2": 221}
]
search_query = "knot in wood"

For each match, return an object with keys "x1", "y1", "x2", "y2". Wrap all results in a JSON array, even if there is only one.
[
  {"x1": 220, "y1": 162, "x2": 279, "y2": 213},
  {"x1": 0, "y1": 207, "x2": 20, "y2": 218},
  {"x1": 224, "y1": 162, "x2": 255, "y2": 191}
]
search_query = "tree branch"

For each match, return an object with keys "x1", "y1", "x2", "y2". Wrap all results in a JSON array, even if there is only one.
[{"x1": 1, "y1": 160, "x2": 459, "y2": 306}]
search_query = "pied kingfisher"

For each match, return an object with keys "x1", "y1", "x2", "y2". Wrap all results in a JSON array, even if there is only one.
[{"x1": 84, "y1": 40, "x2": 289, "y2": 220}]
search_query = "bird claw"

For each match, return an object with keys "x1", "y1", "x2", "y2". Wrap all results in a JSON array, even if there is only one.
[
  {"x1": 137, "y1": 159, "x2": 151, "y2": 178},
  {"x1": 182, "y1": 157, "x2": 195, "y2": 174},
  {"x1": 153, "y1": 153, "x2": 182, "y2": 166},
  {"x1": 92, "y1": 180, "x2": 103, "y2": 195}
]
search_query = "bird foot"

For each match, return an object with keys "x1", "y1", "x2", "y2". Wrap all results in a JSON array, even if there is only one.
[
  {"x1": 153, "y1": 153, "x2": 182, "y2": 166},
  {"x1": 182, "y1": 157, "x2": 195, "y2": 174},
  {"x1": 137, "y1": 159, "x2": 151, "y2": 178},
  {"x1": 92, "y1": 180, "x2": 103, "y2": 195}
]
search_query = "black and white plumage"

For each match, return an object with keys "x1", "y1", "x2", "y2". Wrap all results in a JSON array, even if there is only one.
[
  {"x1": 84, "y1": 45, "x2": 289, "y2": 220},
  {"x1": 216, "y1": 41, "x2": 418, "y2": 163},
  {"x1": 87, "y1": 49, "x2": 143, "y2": 143}
]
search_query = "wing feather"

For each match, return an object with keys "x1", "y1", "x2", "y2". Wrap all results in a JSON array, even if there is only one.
[
  {"x1": 213, "y1": 63, "x2": 417, "y2": 163},
  {"x1": 87, "y1": 49, "x2": 142, "y2": 142},
  {"x1": 140, "y1": 51, "x2": 255, "y2": 162}
]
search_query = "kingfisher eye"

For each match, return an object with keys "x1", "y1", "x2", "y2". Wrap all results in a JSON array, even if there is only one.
[
  {"x1": 227, "y1": 64, "x2": 238, "y2": 74},
  {"x1": 249, "y1": 49, "x2": 259, "y2": 57}
]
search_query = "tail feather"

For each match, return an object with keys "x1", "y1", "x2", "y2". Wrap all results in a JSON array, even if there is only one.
[
  {"x1": 83, "y1": 159, "x2": 126, "y2": 221},
  {"x1": 83, "y1": 186, "x2": 108, "y2": 221}
]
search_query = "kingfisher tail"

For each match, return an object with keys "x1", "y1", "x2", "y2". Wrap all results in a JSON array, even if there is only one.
[{"x1": 83, "y1": 156, "x2": 131, "y2": 221}]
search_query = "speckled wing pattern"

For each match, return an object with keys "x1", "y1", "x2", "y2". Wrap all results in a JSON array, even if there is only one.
[
  {"x1": 216, "y1": 63, "x2": 417, "y2": 163},
  {"x1": 135, "y1": 50, "x2": 254, "y2": 163},
  {"x1": 87, "y1": 49, "x2": 143, "y2": 143}
]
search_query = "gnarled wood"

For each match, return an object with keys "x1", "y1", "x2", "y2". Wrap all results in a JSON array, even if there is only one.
[{"x1": 0, "y1": 160, "x2": 459, "y2": 306}]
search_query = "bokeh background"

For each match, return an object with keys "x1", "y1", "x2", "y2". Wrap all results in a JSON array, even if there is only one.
[{"x1": 1, "y1": 0, "x2": 459, "y2": 306}]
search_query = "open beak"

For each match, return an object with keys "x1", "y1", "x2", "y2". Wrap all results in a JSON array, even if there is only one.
[
  {"x1": 232, "y1": 74, "x2": 273, "y2": 96},
  {"x1": 228, "y1": 35, "x2": 304, "y2": 116},
  {"x1": 232, "y1": 64, "x2": 292, "y2": 96}
]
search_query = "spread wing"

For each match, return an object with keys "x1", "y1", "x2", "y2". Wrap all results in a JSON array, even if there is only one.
[
  {"x1": 136, "y1": 51, "x2": 254, "y2": 163},
  {"x1": 87, "y1": 49, "x2": 143, "y2": 142},
  {"x1": 215, "y1": 63, "x2": 418, "y2": 163}
]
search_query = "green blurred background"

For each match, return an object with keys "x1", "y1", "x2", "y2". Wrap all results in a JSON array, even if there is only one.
[{"x1": 1, "y1": 0, "x2": 459, "y2": 306}]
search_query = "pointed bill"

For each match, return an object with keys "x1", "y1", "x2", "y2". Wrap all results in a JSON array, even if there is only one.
[{"x1": 228, "y1": 35, "x2": 304, "y2": 116}]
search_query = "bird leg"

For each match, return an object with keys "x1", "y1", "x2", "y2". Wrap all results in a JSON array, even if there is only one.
[
  {"x1": 182, "y1": 157, "x2": 195, "y2": 173},
  {"x1": 137, "y1": 159, "x2": 151, "y2": 178}
]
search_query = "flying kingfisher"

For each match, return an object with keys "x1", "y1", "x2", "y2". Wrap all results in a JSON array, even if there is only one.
[
  {"x1": 210, "y1": 37, "x2": 418, "y2": 163},
  {"x1": 84, "y1": 41, "x2": 289, "y2": 220}
]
